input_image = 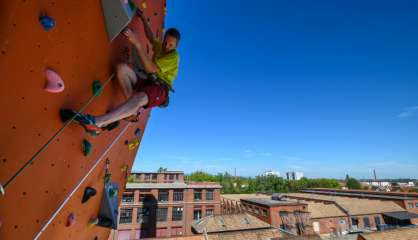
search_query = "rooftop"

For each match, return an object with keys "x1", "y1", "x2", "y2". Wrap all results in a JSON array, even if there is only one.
[
  {"x1": 358, "y1": 227, "x2": 418, "y2": 240},
  {"x1": 301, "y1": 189, "x2": 418, "y2": 200},
  {"x1": 283, "y1": 193, "x2": 405, "y2": 215},
  {"x1": 241, "y1": 198, "x2": 305, "y2": 207},
  {"x1": 221, "y1": 194, "x2": 271, "y2": 202},
  {"x1": 131, "y1": 170, "x2": 184, "y2": 174},
  {"x1": 192, "y1": 213, "x2": 272, "y2": 233},
  {"x1": 126, "y1": 182, "x2": 221, "y2": 189},
  {"x1": 303, "y1": 200, "x2": 347, "y2": 218}
]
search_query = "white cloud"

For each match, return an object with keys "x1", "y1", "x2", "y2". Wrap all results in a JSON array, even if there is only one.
[
  {"x1": 398, "y1": 106, "x2": 418, "y2": 118},
  {"x1": 244, "y1": 149, "x2": 253, "y2": 153}
]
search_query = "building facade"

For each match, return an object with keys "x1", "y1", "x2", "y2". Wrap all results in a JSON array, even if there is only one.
[
  {"x1": 300, "y1": 188, "x2": 418, "y2": 215},
  {"x1": 286, "y1": 171, "x2": 304, "y2": 180},
  {"x1": 221, "y1": 192, "x2": 418, "y2": 238},
  {"x1": 116, "y1": 171, "x2": 222, "y2": 239}
]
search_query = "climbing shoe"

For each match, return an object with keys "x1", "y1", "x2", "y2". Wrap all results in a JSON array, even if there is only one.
[{"x1": 60, "y1": 109, "x2": 101, "y2": 136}]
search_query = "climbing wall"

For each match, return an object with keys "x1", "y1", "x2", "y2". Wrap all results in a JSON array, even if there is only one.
[{"x1": 0, "y1": 0, "x2": 166, "y2": 239}]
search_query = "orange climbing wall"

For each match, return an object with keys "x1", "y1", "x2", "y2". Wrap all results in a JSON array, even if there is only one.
[{"x1": 0, "y1": 0, "x2": 166, "y2": 239}]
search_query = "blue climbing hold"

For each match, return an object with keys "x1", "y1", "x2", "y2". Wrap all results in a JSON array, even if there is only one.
[{"x1": 39, "y1": 15, "x2": 55, "y2": 31}]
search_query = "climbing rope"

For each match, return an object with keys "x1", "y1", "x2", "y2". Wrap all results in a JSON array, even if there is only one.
[
  {"x1": 1, "y1": 73, "x2": 115, "y2": 194},
  {"x1": 33, "y1": 122, "x2": 131, "y2": 240}
]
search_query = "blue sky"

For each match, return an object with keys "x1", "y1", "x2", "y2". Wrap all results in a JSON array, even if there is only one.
[{"x1": 133, "y1": 0, "x2": 418, "y2": 179}]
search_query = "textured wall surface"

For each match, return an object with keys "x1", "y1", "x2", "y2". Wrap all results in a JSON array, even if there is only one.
[{"x1": 0, "y1": 0, "x2": 165, "y2": 239}]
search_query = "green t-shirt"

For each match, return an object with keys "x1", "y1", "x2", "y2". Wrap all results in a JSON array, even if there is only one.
[{"x1": 152, "y1": 39, "x2": 179, "y2": 86}]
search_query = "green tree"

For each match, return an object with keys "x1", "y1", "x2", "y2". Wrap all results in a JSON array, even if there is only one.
[{"x1": 346, "y1": 175, "x2": 362, "y2": 189}]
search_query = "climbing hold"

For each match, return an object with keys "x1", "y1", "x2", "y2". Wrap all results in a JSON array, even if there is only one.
[
  {"x1": 92, "y1": 80, "x2": 103, "y2": 96},
  {"x1": 44, "y1": 69, "x2": 64, "y2": 93},
  {"x1": 128, "y1": 0, "x2": 137, "y2": 11},
  {"x1": 82, "y1": 139, "x2": 92, "y2": 156},
  {"x1": 66, "y1": 213, "x2": 76, "y2": 227},
  {"x1": 88, "y1": 218, "x2": 99, "y2": 228},
  {"x1": 128, "y1": 139, "x2": 139, "y2": 150},
  {"x1": 121, "y1": 164, "x2": 128, "y2": 172},
  {"x1": 124, "y1": 140, "x2": 129, "y2": 145},
  {"x1": 94, "y1": 236, "x2": 98, "y2": 240},
  {"x1": 108, "y1": 188, "x2": 117, "y2": 198},
  {"x1": 81, "y1": 187, "x2": 97, "y2": 203},
  {"x1": 39, "y1": 15, "x2": 55, "y2": 31},
  {"x1": 98, "y1": 182, "x2": 119, "y2": 229},
  {"x1": 141, "y1": 1, "x2": 147, "y2": 9},
  {"x1": 0, "y1": 183, "x2": 4, "y2": 196},
  {"x1": 134, "y1": 128, "x2": 141, "y2": 138}
]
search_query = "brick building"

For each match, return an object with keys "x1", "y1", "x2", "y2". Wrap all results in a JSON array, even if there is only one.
[
  {"x1": 240, "y1": 198, "x2": 311, "y2": 235},
  {"x1": 300, "y1": 188, "x2": 418, "y2": 214},
  {"x1": 115, "y1": 171, "x2": 222, "y2": 239},
  {"x1": 283, "y1": 193, "x2": 418, "y2": 233},
  {"x1": 221, "y1": 193, "x2": 418, "y2": 238}
]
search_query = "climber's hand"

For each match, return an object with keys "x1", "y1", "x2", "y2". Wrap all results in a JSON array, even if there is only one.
[{"x1": 123, "y1": 28, "x2": 141, "y2": 47}]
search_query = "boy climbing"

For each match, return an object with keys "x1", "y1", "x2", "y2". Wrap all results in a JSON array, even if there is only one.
[{"x1": 61, "y1": 10, "x2": 180, "y2": 134}]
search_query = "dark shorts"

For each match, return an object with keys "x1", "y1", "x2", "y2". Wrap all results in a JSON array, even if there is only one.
[{"x1": 135, "y1": 78, "x2": 168, "y2": 108}]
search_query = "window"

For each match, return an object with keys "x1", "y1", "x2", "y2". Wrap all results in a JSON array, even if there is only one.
[
  {"x1": 169, "y1": 174, "x2": 174, "y2": 180},
  {"x1": 206, "y1": 190, "x2": 214, "y2": 200},
  {"x1": 408, "y1": 203, "x2": 414, "y2": 208},
  {"x1": 254, "y1": 207, "x2": 260, "y2": 215},
  {"x1": 122, "y1": 193, "x2": 134, "y2": 203},
  {"x1": 172, "y1": 207, "x2": 183, "y2": 221},
  {"x1": 416, "y1": 203, "x2": 418, "y2": 208},
  {"x1": 137, "y1": 207, "x2": 150, "y2": 224},
  {"x1": 194, "y1": 190, "x2": 202, "y2": 201},
  {"x1": 193, "y1": 209, "x2": 202, "y2": 220},
  {"x1": 173, "y1": 190, "x2": 184, "y2": 201},
  {"x1": 119, "y1": 208, "x2": 133, "y2": 224},
  {"x1": 262, "y1": 209, "x2": 268, "y2": 216},
  {"x1": 144, "y1": 174, "x2": 150, "y2": 181},
  {"x1": 206, "y1": 209, "x2": 214, "y2": 216},
  {"x1": 152, "y1": 174, "x2": 157, "y2": 181},
  {"x1": 279, "y1": 211, "x2": 289, "y2": 217},
  {"x1": 157, "y1": 208, "x2": 168, "y2": 222},
  {"x1": 176, "y1": 174, "x2": 179, "y2": 180},
  {"x1": 159, "y1": 190, "x2": 169, "y2": 202},
  {"x1": 363, "y1": 217, "x2": 370, "y2": 228},
  {"x1": 351, "y1": 217, "x2": 359, "y2": 227},
  {"x1": 374, "y1": 216, "x2": 381, "y2": 226}
]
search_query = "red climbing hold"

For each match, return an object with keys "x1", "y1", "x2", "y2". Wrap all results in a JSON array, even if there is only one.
[
  {"x1": 66, "y1": 213, "x2": 75, "y2": 227},
  {"x1": 44, "y1": 69, "x2": 64, "y2": 93}
]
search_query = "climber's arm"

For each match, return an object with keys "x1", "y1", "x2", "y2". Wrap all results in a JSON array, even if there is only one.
[
  {"x1": 136, "y1": 9, "x2": 157, "y2": 43},
  {"x1": 124, "y1": 28, "x2": 159, "y2": 73}
]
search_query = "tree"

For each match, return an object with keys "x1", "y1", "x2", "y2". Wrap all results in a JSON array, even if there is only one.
[
  {"x1": 346, "y1": 176, "x2": 362, "y2": 189},
  {"x1": 157, "y1": 167, "x2": 167, "y2": 172}
]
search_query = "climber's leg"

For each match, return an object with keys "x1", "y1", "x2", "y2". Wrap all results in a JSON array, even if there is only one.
[
  {"x1": 116, "y1": 63, "x2": 137, "y2": 99},
  {"x1": 94, "y1": 92, "x2": 148, "y2": 127}
]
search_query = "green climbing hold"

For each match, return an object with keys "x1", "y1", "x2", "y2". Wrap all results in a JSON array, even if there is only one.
[
  {"x1": 128, "y1": 0, "x2": 137, "y2": 11},
  {"x1": 108, "y1": 188, "x2": 117, "y2": 198},
  {"x1": 82, "y1": 139, "x2": 92, "y2": 156},
  {"x1": 92, "y1": 80, "x2": 103, "y2": 96}
]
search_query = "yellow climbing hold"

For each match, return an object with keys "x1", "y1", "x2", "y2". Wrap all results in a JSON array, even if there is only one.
[
  {"x1": 88, "y1": 218, "x2": 99, "y2": 228},
  {"x1": 121, "y1": 164, "x2": 128, "y2": 172},
  {"x1": 141, "y1": 1, "x2": 147, "y2": 9},
  {"x1": 128, "y1": 139, "x2": 139, "y2": 150}
]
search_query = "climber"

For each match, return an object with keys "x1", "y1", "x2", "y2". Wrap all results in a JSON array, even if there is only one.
[{"x1": 61, "y1": 9, "x2": 180, "y2": 134}]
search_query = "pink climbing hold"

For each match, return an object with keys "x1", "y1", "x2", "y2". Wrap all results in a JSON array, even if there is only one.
[
  {"x1": 44, "y1": 69, "x2": 64, "y2": 93},
  {"x1": 66, "y1": 213, "x2": 75, "y2": 227}
]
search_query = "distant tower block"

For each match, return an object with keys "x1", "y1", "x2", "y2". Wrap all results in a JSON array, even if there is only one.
[{"x1": 101, "y1": 0, "x2": 135, "y2": 41}]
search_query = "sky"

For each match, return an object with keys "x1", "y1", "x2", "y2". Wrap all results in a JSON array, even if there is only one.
[{"x1": 133, "y1": 0, "x2": 418, "y2": 179}]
